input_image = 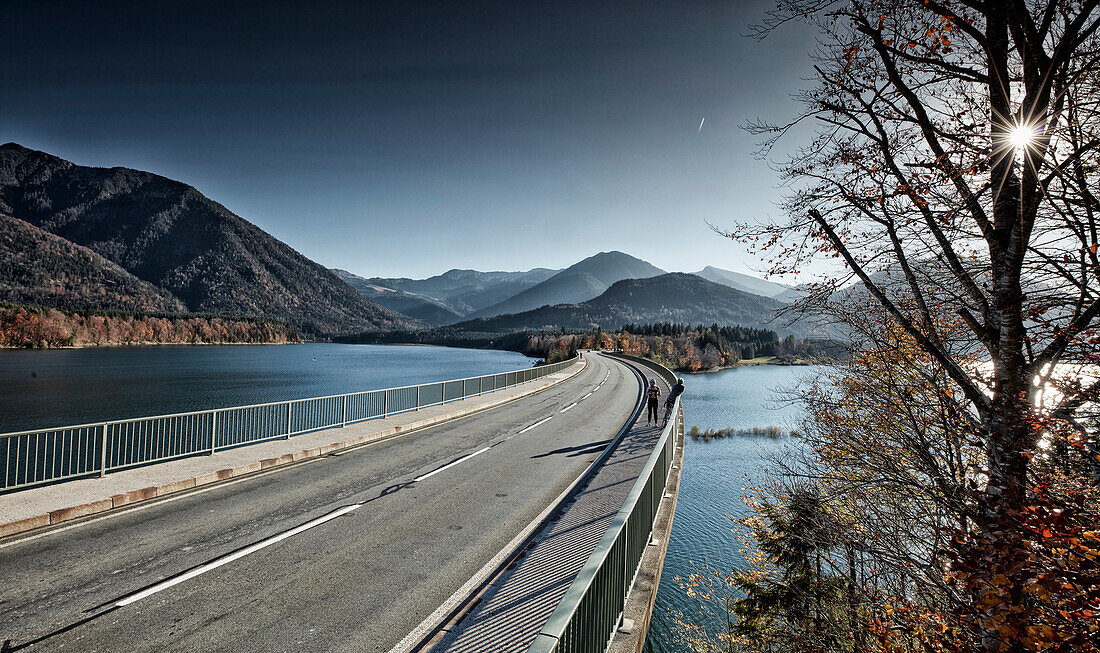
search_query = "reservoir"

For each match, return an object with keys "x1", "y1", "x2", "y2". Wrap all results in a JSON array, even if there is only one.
[
  {"x1": 1, "y1": 344, "x2": 816, "y2": 651},
  {"x1": 645, "y1": 364, "x2": 819, "y2": 653},
  {"x1": 0, "y1": 343, "x2": 535, "y2": 433}
]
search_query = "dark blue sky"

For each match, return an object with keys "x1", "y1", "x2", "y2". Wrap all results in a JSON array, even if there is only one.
[{"x1": 2, "y1": 1, "x2": 817, "y2": 278}]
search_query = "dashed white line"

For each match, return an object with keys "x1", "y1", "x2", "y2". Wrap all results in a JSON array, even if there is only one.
[
  {"x1": 100, "y1": 365, "x2": 618, "y2": 610},
  {"x1": 414, "y1": 447, "x2": 492, "y2": 482},
  {"x1": 517, "y1": 416, "x2": 553, "y2": 434},
  {"x1": 115, "y1": 503, "x2": 362, "y2": 607}
]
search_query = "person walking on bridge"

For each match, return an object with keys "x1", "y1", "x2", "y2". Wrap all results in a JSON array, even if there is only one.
[
  {"x1": 664, "y1": 378, "x2": 684, "y2": 426},
  {"x1": 645, "y1": 379, "x2": 661, "y2": 426}
]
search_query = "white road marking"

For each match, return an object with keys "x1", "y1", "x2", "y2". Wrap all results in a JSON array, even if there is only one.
[
  {"x1": 517, "y1": 416, "x2": 553, "y2": 434},
  {"x1": 0, "y1": 454, "x2": 335, "y2": 550},
  {"x1": 560, "y1": 402, "x2": 577, "y2": 413},
  {"x1": 115, "y1": 503, "x2": 362, "y2": 607},
  {"x1": 414, "y1": 447, "x2": 492, "y2": 482},
  {"x1": 581, "y1": 392, "x2": 592, "y2": 400}
]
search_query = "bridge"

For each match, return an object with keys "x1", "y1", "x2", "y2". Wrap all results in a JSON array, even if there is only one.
[{"x1": 0, "y1": 352, "x2": 683, "y2": 653}]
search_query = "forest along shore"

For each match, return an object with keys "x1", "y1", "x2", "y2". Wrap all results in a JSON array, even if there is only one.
[
  {"x1": 0, "y1": 305, "x2": 300, "y2": 348},
  {"x1": 344, "y1": 322, "x2": 841, "y2": 373}
]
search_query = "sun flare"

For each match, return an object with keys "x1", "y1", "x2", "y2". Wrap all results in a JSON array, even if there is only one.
[{"x1": 1009, "y1": 123, "x2": 1037, "y2": 150}]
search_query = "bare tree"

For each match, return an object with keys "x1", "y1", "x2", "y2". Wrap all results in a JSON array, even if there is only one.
[
  {"x1": 732, "y1": 0, "x2": 1100, "y2": 506},
  {"x1": 719, "y1": 1, "x2": 1100, "y2": 648}
]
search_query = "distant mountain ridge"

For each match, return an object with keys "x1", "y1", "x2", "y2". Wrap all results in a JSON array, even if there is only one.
[
  {"x1": 0, "y1": 143, "x2": 416, "y2": 335},
  {"x1": 451, "y1": 272, "x2": 797, "y2": 335},
  {"x1": 332, "y1": 268, "x2": 464, "y2": 325},
  {"x1": 337, "y1": 252, "x2": 801, "y2": 330},
  {"x1": 348, "y1": 267, "x2": 560, "y2": 323},
  {"x1": 468, "y1": 251, "x2": 666, "y2": 318},
  {"x1": 693, "y1": 265, "x2": 792, "y2": 298}
]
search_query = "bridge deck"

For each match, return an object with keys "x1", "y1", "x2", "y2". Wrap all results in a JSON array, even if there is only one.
[
  {"x1": 0, "y1": 360, "x2": 584, "y2": 538},
  {"x1": 428, "y1": 365, "x2": 670, "y2": 653},
  {"x1": 0, "y1": 354, "x2": 645, "y2": 653}
]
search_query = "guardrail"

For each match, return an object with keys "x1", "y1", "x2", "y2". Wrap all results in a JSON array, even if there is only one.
[
  {"x1": 528, "y1": 354, "x2": 682, "y2": 653},
  {"x1": 1, "y1": 356, "x2": 578, "y2": 492}
]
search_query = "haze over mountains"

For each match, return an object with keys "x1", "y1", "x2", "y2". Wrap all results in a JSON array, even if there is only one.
[
  {"x1": 346, "y1": 253, "x2": 796, "y2": 332},
  {"x1": 333, "y1": 267, "x2": 559, "y2": 324},
  {"x1": 468, "y1": 251, "x2": 666, "y2": 319},
  {"x1": 0, "y1": 143, "x2": 802, "y2": 341},
  {"x1": 0, "y1": 143, "x2": 415, "y2": 336},
  {"x1": 693, "y1": 265, "x2": 791, "y2": 298},
  {"x1": 449, "y1": 273, "x2": 794, "y2": 335}
]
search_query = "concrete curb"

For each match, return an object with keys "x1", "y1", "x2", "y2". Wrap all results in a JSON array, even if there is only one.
[{"x1": 0, "y1": 359, "x2": 587, "y2": 540}]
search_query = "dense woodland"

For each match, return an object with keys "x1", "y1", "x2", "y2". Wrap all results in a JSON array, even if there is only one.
[
  {"x1": 342, "y1": 322, "x2": 837, "y2": 371},
  {"x1": 0, "y1": 214, "x2": 186, "y2": 314},
  {"x1": 527, "y1": 323, "x2": 835, "y2": 370},
  {"x1": 0, "y1": 304, "x2": 300, "y2": 348}
]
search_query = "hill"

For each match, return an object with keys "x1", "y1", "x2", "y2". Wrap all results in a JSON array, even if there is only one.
[
  {"x1": 0, "y1": 214, "x2": 186, "y2": 313},
  {"x1": 693, "y1": 265, "x2": 792, "y2": 298},
  {"x1": 451, "y1": 272, "x2": 796, "y2": 334},
  {"x1": 332, "y1": 268, "x2": 463, "y2": 325},
  {"x1": 0, "y1": 143, "x2": 416, "y2": 336},
  {"x1": 363, "y1": 267, "x2": 559, "y2": 319},
  {"x1": 469, "y1": 251, "x2": 666, "y2": 318}
]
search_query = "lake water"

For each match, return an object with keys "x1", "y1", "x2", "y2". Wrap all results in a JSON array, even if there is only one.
[
  {"x1": 645, "y1": 365, "x2": 820, "y2": 653},
  {"x1": 1, "y1": 344, "x2": 816, "y2": 649},
  {"x1": 0, "y1": 343, "x2": 535, "y2": 433}
]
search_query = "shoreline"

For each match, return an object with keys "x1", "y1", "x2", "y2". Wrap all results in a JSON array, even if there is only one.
[
  {"x1": 0, "y1": 340, "x2": 300, "y2": 350},
  {"x1": 675, "y1": 356, "x2": 822, "y2": 375}
]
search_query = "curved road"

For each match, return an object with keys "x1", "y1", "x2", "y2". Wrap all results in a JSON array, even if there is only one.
[{"x1": 0, "y1": 354, "x2": 641, "y2": 652}]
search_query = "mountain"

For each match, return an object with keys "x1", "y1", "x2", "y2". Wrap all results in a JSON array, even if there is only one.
[
  {"x1": 693, "y1": 266, "x2": 792, "y2": 298},
  {"x1": 774, "y1": 285, "x2": 810, "y2": 303},
  {"x1": 362, "y1": 268, "x2": 559, "y2": 318},
  {"x1": 0, "y1": 213, "x2": 186, "y2": 313},
  {"x1": 332, "y1": 268, "x2": 463, "y2": 325},
  {"x1": 469, "y1": 251, "x2": 666, "y2": 318},
  {"x1": 0, "y1": 143, "x2": 417, "y2": 335},
  {"x1": 451, "y1": 272, "x2": 797, "y2": 335}
]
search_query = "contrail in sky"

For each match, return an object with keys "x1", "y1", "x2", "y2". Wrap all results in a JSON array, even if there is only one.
[{"x1": 698, "y1": 117, "x2": 705, "y2": 133}]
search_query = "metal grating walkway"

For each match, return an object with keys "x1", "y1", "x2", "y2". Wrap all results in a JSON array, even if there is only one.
[{"x1": 430, "y1": 371, "x2": 670, "y2": 653}]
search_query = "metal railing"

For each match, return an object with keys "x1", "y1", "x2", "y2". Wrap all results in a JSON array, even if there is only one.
[
  {"x1": 1, "y1": 356, "x2": 578, "y2": 492},
  {"x1": 528, "y1": 354, "x2": 682, "y2": 653}
]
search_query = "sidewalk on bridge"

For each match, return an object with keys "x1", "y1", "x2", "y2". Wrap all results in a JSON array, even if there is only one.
[
  {"x1": 0, "y1": 358, "x2": 586, "y2": 540},
  {"x1": 425, "y1": 371, "x2": 674, "y2": 653}
]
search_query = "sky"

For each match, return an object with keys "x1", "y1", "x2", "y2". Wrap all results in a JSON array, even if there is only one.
[{"x1": 2, "y1": 0, "x2": 820, "y2": 280}]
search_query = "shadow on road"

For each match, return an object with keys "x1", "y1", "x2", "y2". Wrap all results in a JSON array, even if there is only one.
[{"x1": 530, "y1": 439, "x2": 613, "y2": 459}]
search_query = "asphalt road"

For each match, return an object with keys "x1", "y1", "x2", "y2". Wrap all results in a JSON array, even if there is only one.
[{"x1": 0, "y1": 354, "x2": 642, "y2": 653}]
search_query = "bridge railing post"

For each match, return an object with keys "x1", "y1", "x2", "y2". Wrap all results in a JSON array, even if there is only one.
[
  {"x1": 99, "y1": 422, "x2": 108, "y2": 477},
  {"x1": 210, "y1": 411, "x2": 218, "y2": 454}
]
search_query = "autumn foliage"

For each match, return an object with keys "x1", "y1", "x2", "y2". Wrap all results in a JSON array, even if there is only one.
[
  {"x1": 524, "y1": 324, "x2": 830, "y2": 371},
  {"x1": 0, "y1": 305, "x2": 300, "y2": 348},
  {"x1": 679, "y1": 0, "x2": 1100, "y2": 651}
]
